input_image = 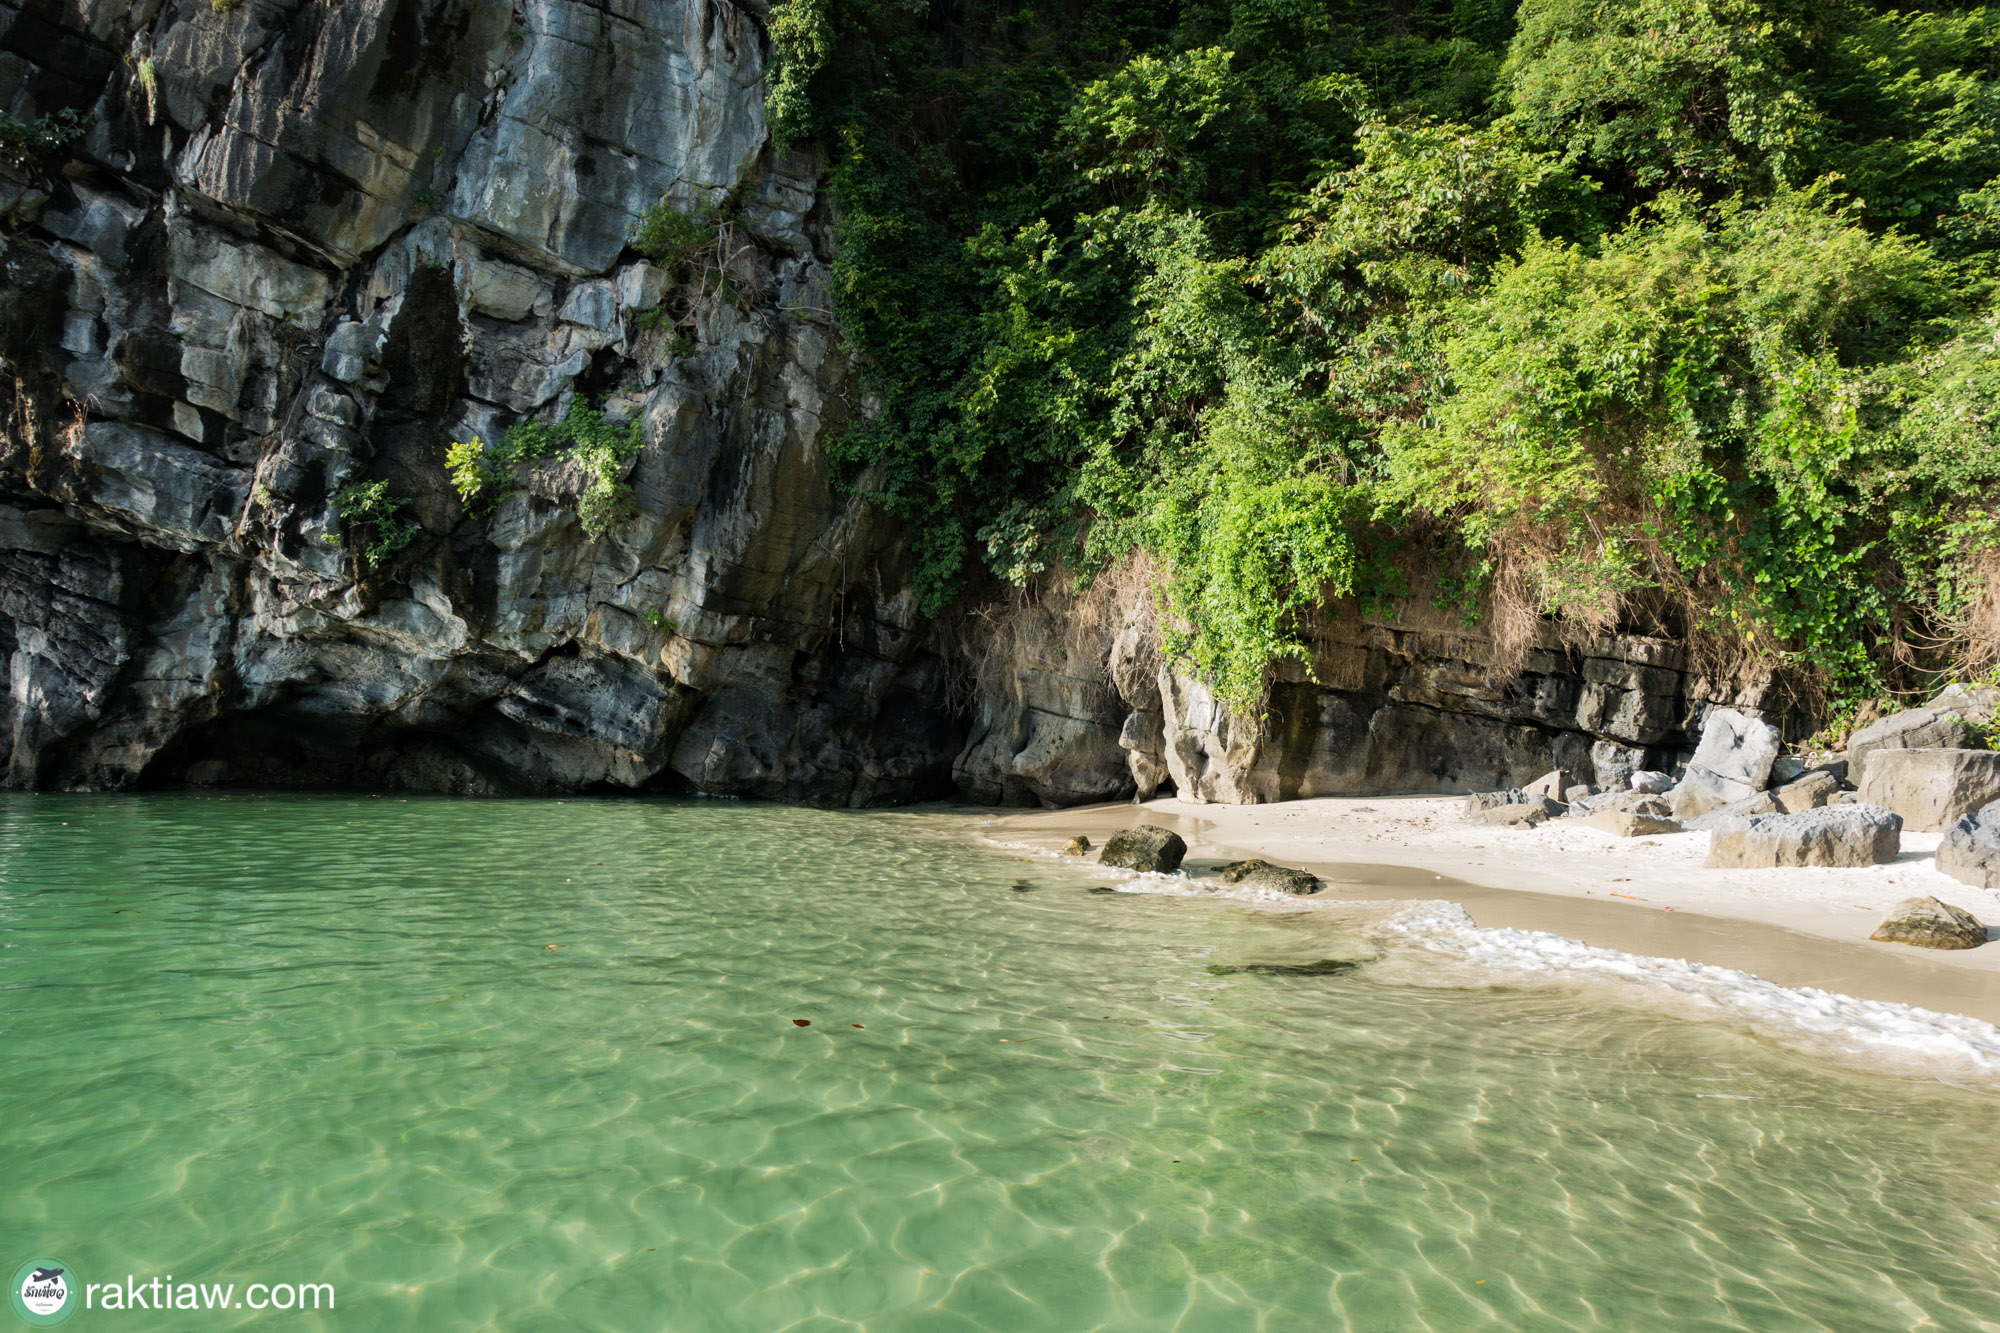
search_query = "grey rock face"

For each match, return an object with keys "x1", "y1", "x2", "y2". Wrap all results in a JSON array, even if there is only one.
[
  {"x1": 0, "y1": 0, "x2": 959, "y2": 804},
  {"x1": 1937, "y1": 800, "x2": 2000, "y2": 890},
  {"x1": 1856, "y1": 749, "x2": 2000, "y2": 832},
  {"x1": 1671, "y1": 708, "x2": 1782, "y2": 817},
  {"x1": 1216, "y1": 860, "x2": 1321, "y2": 895},
  {"x1": 1098, "y1": 825, "x2": 1187, "y2": 873},
  {"x1": 1590, "y1": 739, "x2": 1647, "y2": 788},
  {"x1": 1847, "y1": 707, "x2": 1982, "y2": 788},
  {"x1": 1869, "y1": 896, "x2": 1987, "y2": 950},
  {"x1": 954, "y1": 603, "x2": 1134, "y2": 807},
  {"x1": 1704, "y1": 804, "x2": 1902, "y2": 869}
]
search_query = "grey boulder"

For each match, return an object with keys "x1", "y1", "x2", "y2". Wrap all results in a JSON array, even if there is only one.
[
  {"x1": 1671, "y1": 708, "x2": 1782, "y2": 817},
  {"x1": 1855, "y1": 748, "x2": 2000, "y2": 831},
  {"x1": 1521, "y1": 769, "x2": 1570, "y2": 800},
  {"x1": 1848, "y1": 707, "x2": 1983, "y2": 788},
  {"x1": 1216, "y1": 860, "x2": 1321, "y2": 895},
  {"x1": 1462, "y1": 789, "x2": 1526, "y2": 817},
  {"x1": 1578, "y1": 809, "x2": 1683, "y2": 837},
  {"x1": 1704, "y1": 804, "x2": 1902, "y2": 869},
  {"x1": 1098, "y1": 825, "x2": 1187, "y2": 873},
  {"x1": 1473, "y1": 796, "x2": 1565, "y2": 828},
  {"x1": 1771, "y1": 768, "x2": 1844, "y2": 814},
  {"x1": 1684, "y1": 790, "x2": 1781, "y2": 831},
  {"x1": 1937, "y1": 800, "x2": 2000, "y2": 890},
  {"x1": 1629, "y1": 770, "x2": 1675, "y2": 794},
  {"x1": 1869, "y1": 896, "x2": 1988, "y2": 950}
]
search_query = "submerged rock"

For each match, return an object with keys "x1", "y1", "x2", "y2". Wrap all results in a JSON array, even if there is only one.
[
  {"x1": 1705, "y1": 804, "x2": 1902, "y2": 869},
  {"x1": 1855, "y1": 748, "x2": 2000, "y2": 831},
  {"x1": 1063, "y1": 835, "x2": 1092, "y2": 856},
  {"x1": 1869, "y1": 896, "x2": 1988, "y2": 950},
  {"x1": 1206, "y1": 959, "x2": 1358, "y2": 976},
  {"x1": 1216, "y1": 860, "x2": 1321, "y2": 895},
  {"x1": 1937, "y1": 800, "x2": 2000, "y2": 890},
  {"x1": 1098, "y1": 825, "x2": 1187, "y2": 873}
]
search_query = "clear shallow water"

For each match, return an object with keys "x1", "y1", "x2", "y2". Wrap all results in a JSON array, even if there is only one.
[{"x1": 3, "y1": 794, "x2": 1999, "y2": 1331}]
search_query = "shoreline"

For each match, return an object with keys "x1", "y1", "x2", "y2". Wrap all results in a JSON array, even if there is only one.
[{"x1": 989, "y1": 794, "x2": 2000, "y2": 1029}]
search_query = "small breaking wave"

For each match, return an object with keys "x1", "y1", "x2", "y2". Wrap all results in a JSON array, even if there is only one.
[
  {"x1": 988, "y1": 834, "x2": 2000, "y2": 1076},
  {"x1": 1372, "y1": 899, "x2": 2000, "y2": 1075}
]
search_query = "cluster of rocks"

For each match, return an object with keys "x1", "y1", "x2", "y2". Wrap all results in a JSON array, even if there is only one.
[
  {"x1": 1461, "y1": 688, "x2": 2000, "y2": 948},
  {"x1": 1065, "y1": 824, "x2": 1322, "y2": 895}
]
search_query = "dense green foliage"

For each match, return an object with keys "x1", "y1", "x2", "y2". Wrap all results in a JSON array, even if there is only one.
[
  {"x1": 0, "y1": 108, "x2": 89, "y2": 172},
  {"x1": 772, "y1": 0, "x2": 2000, "y2": 706},
  {"x1": 333, "y1": 481, "x2": 420, "y2": 570},
  {"x1": 446, "y1": 399, "x2": 645, "y2": 539}
]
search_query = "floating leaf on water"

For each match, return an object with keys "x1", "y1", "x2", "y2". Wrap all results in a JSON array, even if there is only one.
[{"x1": 793, "y1": 1019, "x2": 811, "y2": 1027}]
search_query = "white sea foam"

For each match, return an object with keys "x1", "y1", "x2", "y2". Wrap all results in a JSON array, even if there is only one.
[
  {"x1": 1373, "y1": 898, "x2": 2000, "y2": 1074},
  {"x1": 987, "y1": 834, "x2": 2000, "y2": 1075}
]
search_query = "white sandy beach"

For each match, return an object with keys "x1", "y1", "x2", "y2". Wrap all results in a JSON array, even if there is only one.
[{"x1": 993, "y1": 794, "x2": 2000, "y2": 1027}]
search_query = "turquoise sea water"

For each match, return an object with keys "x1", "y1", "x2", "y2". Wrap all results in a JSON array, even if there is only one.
[{"x1": 3, "y1": 793, "x2": 1998, "y2": 1331}]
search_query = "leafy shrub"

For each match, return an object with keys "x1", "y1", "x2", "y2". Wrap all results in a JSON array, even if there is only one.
[
  {"x1": 0, "y1": 108, "x2": 90, "y2": 171},
  {"x1": 446, "y1": 399, "x2": 645, "y2": 539},
  {"x1": 333, "y1": 481, "x2": 420, "y2": 569}
]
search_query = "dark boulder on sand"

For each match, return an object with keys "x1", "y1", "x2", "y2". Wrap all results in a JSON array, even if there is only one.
[
  {"x1": 1869, "y1": 896, "x2": 1987, "y2": 950},
  {"x1": 1217, "y1": 860, "x2": 1321, "y2": 895},
  {"x1": 1098, "y1": 825, "x2": 1187, "y2": 874}
]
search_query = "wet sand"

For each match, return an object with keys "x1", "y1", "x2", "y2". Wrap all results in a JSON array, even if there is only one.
[{"x1": 990, "y1": 795, "x2": 2000, "y2": 1027}]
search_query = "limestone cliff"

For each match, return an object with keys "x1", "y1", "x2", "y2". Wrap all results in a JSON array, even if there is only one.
[
  {"x1": 952, "y1": 589, "x2": 1802, "y2": 808},
  {"x1": 0, "y1": 0, "x2": 959, "y2": 799},
  {"x1": 0, "y1": 0, "x2": 1795, "y2": 804}
]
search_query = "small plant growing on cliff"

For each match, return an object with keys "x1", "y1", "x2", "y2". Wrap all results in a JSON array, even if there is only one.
[
  {"x1": 626, "y1": 195, "x2": 757, "y2": 359},
  {"x1": 641, "y1": 608, "x2": 675, "y2": 633},
  {"x1": 0, "y1": 108, "x2": 90, "y2": 171},
  {"x1": 333, "y1": 480, "x2": 420, "y2": 569},
  {"x1": 134, "y1": 57, "x2": 159, "y2": 125},
  {"x1": 446, "y1": 399, "x2": 645, "y2": 539}
]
